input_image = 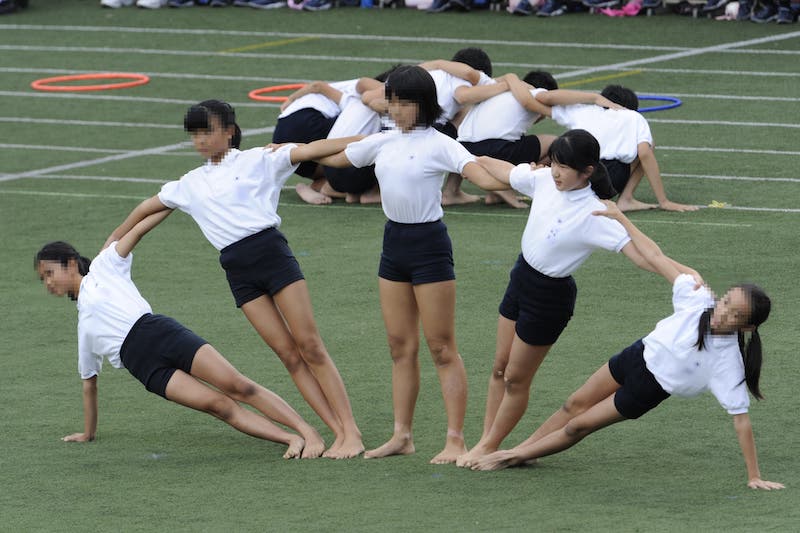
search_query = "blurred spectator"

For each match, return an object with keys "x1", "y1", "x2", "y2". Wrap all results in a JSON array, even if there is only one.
[{"x1": 0, "y1": 0, "x2": 28, "y2": 14}]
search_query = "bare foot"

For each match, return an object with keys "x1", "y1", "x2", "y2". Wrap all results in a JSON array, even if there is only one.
[
  {"x1": 284, "y1": 436, "x2": 305, "y2": 459},
  {"x1": 320, "y1": 182, "x2": 347, "y2": 199},
  {"x1": 442, "y1": 190, "x2": 481, "y2": 206},
  {"x1": 324, "y1": 435, "x2": 365, "y2": 459},
  {"x1": 484, "y1": 190, "x2": 529, "y2": 209},
  {"x1": 455, "y1": 443, "x2": 497, "y2": 468},
  {"x1": 345, "y1": 193, "x2": 360, "y2": 204},
  {"x1": 299, "y1": 430, "x2": 325, "y2": 459},
  {"x1": 617, "y1": 197, "x2": 657, "y2": 212},
  {"x1": 364, "y1": 433, "x2": 415, "y2": 459},
  {"x1": 430, "y1": 442, "x2": 467, "y2": 465},
  {"x1": 470, "y1": 449, "x2": 519, "y2": 471},
  {"x1": 296, "y1": 183, "x2": 332, "y2": 205}
]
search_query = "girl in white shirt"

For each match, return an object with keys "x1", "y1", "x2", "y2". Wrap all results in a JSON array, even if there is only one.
[
  {"x1": 35, "y1": 212, "x2": 324, "y2": 459},
  {"x1": 470, "y1": 202, "x2": 783, "y2": 491},
  {"x1": 457, "y1": 129, "x2": 699, "y2": 468},
  {"x1": 320, "y1": 65, "x2": 500, "y2": 464},
  {"x1": 105, "y1": 100, "x2": 364, "y2": 459}
]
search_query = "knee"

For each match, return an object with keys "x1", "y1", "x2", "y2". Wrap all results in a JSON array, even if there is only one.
[
  {"x1": 226, "y1": 375, "x2": 259, "y2": 402},
  {"x1": 503, "y1": 372, "x2": 528, "y2": 395},
  {"x1": 561, "y1": 393, "x2": 590, "y2": 417},
  {"x1": 295, "y1": 336, "x2": 329, "y2": 366},
  {"x1": 205, "y1": 395, "x2": 237, "y2": 421},
  {"x1": 274, "y1": 344, "x2": 306, "y2": 374},
  {"x1": 386, "y1": 334, "x2": 419, "y2": 363},
  {"x1": 563, "y1": 420, "x2": 591, "y2": 441},
  {"x1": 427, "y1": 337, "x2": 457, "y2": 367}
]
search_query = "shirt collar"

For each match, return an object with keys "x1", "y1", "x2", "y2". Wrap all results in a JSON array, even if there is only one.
[
  {"x1": 203, "y1": 148, "x2": 240, "y2": 172},
  {"x1": 564, "y1": 184, "x2": 594, "y2": 202}
]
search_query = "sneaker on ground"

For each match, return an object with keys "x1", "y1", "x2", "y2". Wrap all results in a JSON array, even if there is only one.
[
  {"x1": 101, "y1": 0, "x2": 134, "y2": 7},
  {"x1": 427, "y1": 0, "x2": 452, "y2": 12},
  {"x1": 303, "y1": 0, "x2": 332, "y2": 9},
  {"x1": 749, "y1": 3, "x2": 777, "y2": 21},
  {"x1": 536, "y1": 0, "x2": 566, "y2": 16},
  {"x1": 249, "y1": 0, "x2": 287, "y2": 7}
]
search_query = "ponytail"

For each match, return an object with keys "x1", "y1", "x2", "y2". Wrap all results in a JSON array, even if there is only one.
[
  {"x1": 34, "y1": 241, "x2": 91, "y2": 275},
  {"x1": 696, "y1": 284, "x2": 770, "y2": 400},
  {"x1": 548, "y1": 129, "x2": 617, "y2": 199}
]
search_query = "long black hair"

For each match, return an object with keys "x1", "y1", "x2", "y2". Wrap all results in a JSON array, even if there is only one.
[
  {"x1": 34, "y1": 241, "x2": 91, "y2": 276},
  {"x1": 695, "y1": 284, "x2": 771, "y2": 399},
  {"x1": 547, "y1": 129, "x2": 616, "y2": 199},
  {"x1": 184, "y1": 99, "x2": 242, "y2": 149},
  {"x1": 384, "y1": 65, "x2": 443, "y2": 129}
]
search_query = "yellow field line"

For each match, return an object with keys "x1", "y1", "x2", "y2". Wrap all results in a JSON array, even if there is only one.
[
  {"x1": 560, "y1": 69, "x2": 642, "y2": 88},
  {"x1": 221, "y1": 36, "x2": 318, "y2": 54}
]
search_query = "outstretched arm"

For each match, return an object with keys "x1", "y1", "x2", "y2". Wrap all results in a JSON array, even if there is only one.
[
  {"x1": 505, "y1": 73, "x2": 552, "y2": 116},
  {"x1": 103, "y1": 195, "x2": 172, "y2": 251},
  {"x1": 63, "y1": 376, "x2": 98, "y2": 442},
  {"x1": 636, "y1": 143, "x2": 698, "y2": 212},
  {"x1": 595, "y1": 200, "x2": 700, "y2": 284},
  {"x1": 733, "y1": 413, "x2": 784, "y2": 490},
  {"x1": 453, "y1": 80, "x2": 509, "y2": 106},
  {"x1": 288, "y1": 136, "x2": 363, "y2": 165},
  {"x1": 535, "y1": 89, "x2": 621, "y2": 110},
  {"x1": 461, "y1": 161, "x2": 510, "y2": 191},
  {"x1": 115, "y1": 209, "x2": 173, "y2": 258},
  {"x1": 474, "y1": 156, "x2": 517, "y2": 186}
]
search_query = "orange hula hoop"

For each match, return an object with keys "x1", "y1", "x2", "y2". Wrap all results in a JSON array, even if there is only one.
[
  {"x1": 249, "y1": 83, "x2": 306, "y2": 102},
  {"x1": 31, "y1": 73, "x2": 151, "y2": 92}
]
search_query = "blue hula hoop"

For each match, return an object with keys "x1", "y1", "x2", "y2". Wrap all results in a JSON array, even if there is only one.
[{"x1": 638, "y1": 95, "x2": 682, "y2": 113}]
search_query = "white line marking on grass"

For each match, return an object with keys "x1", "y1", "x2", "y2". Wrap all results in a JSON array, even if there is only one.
[
  {"x1": 0, "y1": 144, "x2": 129, "y2": 154},
  {"x1": 0, "y1": 91, "x2": 276, "y2": 109},
  {"x1": 0, "y1": 67, "x2": 302, "y2": 84},
  {"x1": 649, "y1": 119, "x2": 800, "y2": 130},
  {"x1": 659, "y1": 146, "x2": 800, "y2": 156},
  {"x1": 0, "y1": 127, "x2": 274, "y2": 182},
  {"x1": 663, "y1": 173, "x2": 800, "y2": 183},
  {"x1": 0, "y1": 117, "x2": 181, "y2": 129},
  {"x1": 556, "y1": 31, "x2": 800, "y2": 79}
]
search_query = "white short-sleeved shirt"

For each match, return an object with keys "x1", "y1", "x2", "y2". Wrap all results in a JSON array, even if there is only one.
[
  {"x1": 509, "y1": 165, "x2": 631, "y2": 278},
  {"x1": 158, "y1": 145, "x2": 298, "y2": 251},
  {"x1": 345, "y1": 127, "x2": 475, "y2": 223},
  {"x1": 327, "y1": 93, "x2": 382, "y2": 138},
  {"x1": 277, "y1": 79, "x2": 356, "y2": 119},
  {"x1": 643, "y1": 275, "x2": 750, "y2": 415},
  {"x1": 76, "y1": 244, "x2": 152, "y2": 380},
  {"x1": 428, "y1": 69, "x2": 472, "y2": 123},
  {"x1": 458, "y1": 88, "x2": 547, "y2": 142},
  {"x1": 551, "y1": 105, "x2": 653, "y2": 164}
]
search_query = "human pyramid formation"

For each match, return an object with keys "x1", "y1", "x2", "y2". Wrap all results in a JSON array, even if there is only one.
[{"x1": 35, "y1": 48, "x2": 783, "y2": 490}]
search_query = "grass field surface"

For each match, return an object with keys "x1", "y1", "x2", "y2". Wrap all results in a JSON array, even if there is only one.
[{"x1": 1, "y1": 1, "x2": 799, "y2": 531}]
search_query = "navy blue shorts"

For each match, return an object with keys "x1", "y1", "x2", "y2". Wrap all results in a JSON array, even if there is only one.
[
  {"x1": 219, "y1": 227, "x2": 305, "y2": 307},
  {"x1": 601, "y1": 158, "x2": 631, "y2": 196},
  {"x1": 498, "y1": 254, "x2": 577, "y2": 346},
  {"x1": 379, "y1": 220, "x2": 455, "y2": 285},
  {"x1": 324, "y1": 165, "x2": 377, "y2": 194},
  {"x1": 608, "y1": 339, "x2": 670, "y2": 419},
  {"x1": 120, "y1": 313, "x2": 207, "y2": 399},
  {"x1": 461, "y1": 136, "x2": 542, "y2": 165},
  {"x1": 273, "y1": 108, "x2": 337, "y2": 178}
]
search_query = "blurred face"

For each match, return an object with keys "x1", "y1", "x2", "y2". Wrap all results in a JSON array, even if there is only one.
[
  {"x1": 37, "y1": 260, "x2": 78, "y2": 299},
  {"x1": 550, "y1": 161, "x2": 590, "y2": 192},
  {"x1": 710, "y1": 287, "x2": 751, "y2": 334},
  {"x1": 190, "y1": 116, "x2": 233, "y2": 163},
  {"x1": 387, "y1": 96, "x2": 420, "y2": 133}
]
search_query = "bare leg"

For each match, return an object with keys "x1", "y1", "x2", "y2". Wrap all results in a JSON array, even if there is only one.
[
  {"x1": 415, "y1": 280, "x2": 468, "y2": 464},
  {"x1": 320, "y1": 182, "x2": 348, "y2": 199},
  {"x1": 457, "y1": 338, "x2": 551, "y2": 467},
  {"x1": 484, "y1": 190, "x2": 529, "y2": 209},
  {"x1": 189, "y1": 344, "x2": 325, "y2": 458},
  {"x1": 359, "y1": 184, "x2": 382, "y2": 204},
  {"x1": 472, "y1": 394, "x2": 625, "y2": 471},
  {"x1": 364, "y1": 279, "x2": 420, "y2": 459},
  {"x1": 516, "y1": 363, "x2": 621, "y2": 450},
  {"x1": 441, "y1": 172, "x2": 481, "y2": 206},
  {"x1": 164, "y1": 370, "x2": 305, "y2": 459},
  {"x1": 274, "y1": 281, "x2": 364, "y2": 459},
  {"x1": 480, "y1": 316, "x2": 516, "y2": 439},
  {"x1": 617, "y1": 160, "x2": 656, "y2": 212},
  {"x1": 241, "y1": 295, "x2": 338, "y2": 447}
]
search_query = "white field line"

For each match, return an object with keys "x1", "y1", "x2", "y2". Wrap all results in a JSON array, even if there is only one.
[
  {"x1": 0, "y1": 90, "x2": 276, "y2": 108},
  {"x1": 0, "y1": 127, "x2": 274, "y2": 182},
  {"x1": 0, "y1": 188, "x2": 779, "y2": 222}
]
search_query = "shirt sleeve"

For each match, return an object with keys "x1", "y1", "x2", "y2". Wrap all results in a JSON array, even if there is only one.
[
  {"x1": 345, "y1": 132, "x2": 385, "y2": 168},
  {"x1": 77, "y1": 325, "x2": 102, "y2": 379},
  {"x1": 509, "y1": 164, "x2": 538, "y2": 197},
  {"x1": 158, "y1": 177, "x2": 190, "y2": 210},
  {"x1": 437, "y1": 135, "x2": 476, "y2": 174},
  {"x1": 708, "y1": 345, "x2": 750, "y2": 415},
  {"x1": 265, "y1": 144, "x2": 300, "y2": 188},
  {"x1": 672, "y1": 274, "x2": 712, "y2": 313},
  {"x1": 634, "y1": 112, "x2": 654, "y2": 147}
]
